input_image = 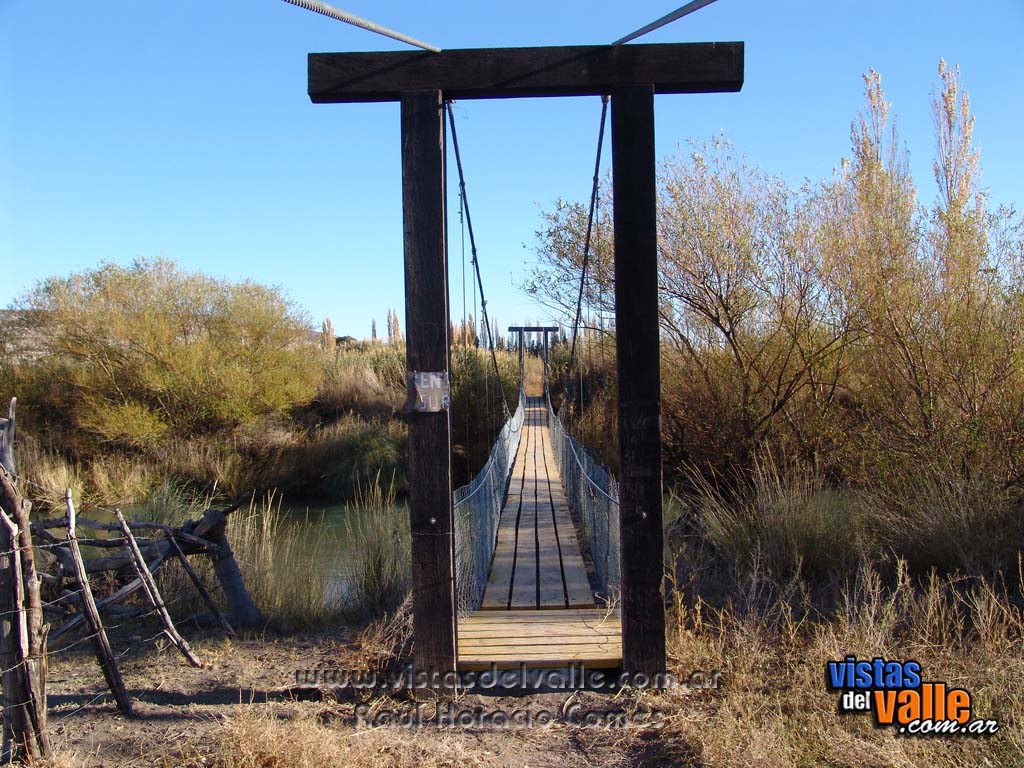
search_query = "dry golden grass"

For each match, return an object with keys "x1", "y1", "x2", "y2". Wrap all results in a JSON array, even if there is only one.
[
  {"x1": 664, "y1": 561, "x2": 1024, "y2": 768},
  {"x1": 173, "y1": 706, "x2": 487, "y2": 768}
]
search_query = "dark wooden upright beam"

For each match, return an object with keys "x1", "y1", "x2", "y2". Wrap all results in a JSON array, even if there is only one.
[
  {"x1": 310, "y1": 42, "x2": 743, "y2": 103},
  {"x1": 611, "y1": 85, "x2": 666, "y2": 679},
  {"x1": 401, "y1": 89, "x2": 458, "y2": 681}
]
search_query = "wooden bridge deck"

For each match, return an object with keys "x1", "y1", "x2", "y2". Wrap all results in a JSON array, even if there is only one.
[
  {"x1": 458, "y1": 397, "x2": 622, "y2": 670},
  {"x1": 481, "y1": 399, "x2": 593, "y2": 610}
]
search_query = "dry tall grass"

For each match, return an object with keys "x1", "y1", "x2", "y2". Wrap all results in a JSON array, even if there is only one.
[
  {"x1": 174, "y1": 706, "x2": 486, "y2": 768},
  {"x1": 224, "y1": 492, "x2": 348, "y2": 632},
  {"x1": 664, "y1": 561, "x2": 1024, "y2": 767},
  {"x1": 340, "y1": 479, "x2": 410, "y2": 620}
]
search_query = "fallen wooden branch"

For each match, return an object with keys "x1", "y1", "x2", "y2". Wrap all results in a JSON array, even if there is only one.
[
  {"x1": 167, "y1": 534, "x2": 235, "y2": 638},
  {"x1": 114, "y1": 511, "x2": 201, "y2": 668},
  {"x1": 63, "y1": 491, "x2": 132, "y2": 716},
  {"x1": 47, "y1": 547, "x2": 169, "y2": 646},
  {"x1": 40, "y1": 496, "x2": 258, "y2": 649}
]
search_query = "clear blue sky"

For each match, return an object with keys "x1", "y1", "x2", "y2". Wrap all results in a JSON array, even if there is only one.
[{"x1": 2, "y1": 1, "x2": 1021, "y2": 339}]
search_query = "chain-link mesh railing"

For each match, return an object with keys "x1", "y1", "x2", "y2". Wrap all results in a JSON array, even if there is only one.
[
  {"x1": 453, "y1": 392, "x2": 525, "y2": 616},
  {"x1": 546, "y1": 394, "x2": 621, "y2": 607}
]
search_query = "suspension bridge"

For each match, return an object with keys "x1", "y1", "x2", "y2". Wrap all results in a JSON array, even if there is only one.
[{"x1": 304, "y1": 26, "x2": 744, "y2": 681}]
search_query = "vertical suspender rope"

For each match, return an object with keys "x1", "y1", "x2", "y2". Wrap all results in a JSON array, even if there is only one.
[
  {"x1": 566, "y1": 95, "x2": 610, "y2": 413},
  {"x1": 446, "y1": 101, "x2": 511, "y2": 419}
]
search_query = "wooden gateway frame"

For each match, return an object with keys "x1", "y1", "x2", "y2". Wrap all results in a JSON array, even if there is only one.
[{"x1": 307, "y1": 41, "x2": 744, "y2": 679}]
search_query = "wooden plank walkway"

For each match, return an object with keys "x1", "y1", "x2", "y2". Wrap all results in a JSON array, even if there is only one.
[
  {"x1": 458, "y1": 609, "x2": 621, "y2": 670},
  {"x1": 481, "y1": 398, "x2": 594, "y2": 610},
  {"x1": 460, "y1": 396, "x2": 621, "y2": 670}
]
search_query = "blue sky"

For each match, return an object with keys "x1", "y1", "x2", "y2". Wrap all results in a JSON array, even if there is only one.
[{"x1": 2, "y1": 1, "x2": 1021, "y2": 339}]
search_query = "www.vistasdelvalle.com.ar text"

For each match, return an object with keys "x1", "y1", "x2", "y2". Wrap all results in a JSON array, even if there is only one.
[{"x1": 295, "y1": 663, "x2": 722, "y2": 693}]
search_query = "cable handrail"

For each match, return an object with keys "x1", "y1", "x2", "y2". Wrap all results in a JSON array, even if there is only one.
[
  {"x1": 453, "y1": 391, "x2": 524, "y2": 508},
  {"x1": 545, "y1": 391, "x2": 619, "y2": 505},
  {"x1": 452, "y1": 391, "x2": 525, "y2": 615}
]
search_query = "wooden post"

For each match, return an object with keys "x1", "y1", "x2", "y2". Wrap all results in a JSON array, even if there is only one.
[
  {"x1": 64, "y1": 490, "x2": 132, "y2": 715},
  {"x1": 543, "y1": 331, "x2": 549, "y2": 390},
  {"x1": 611, "y1": 85, "x2": 667, "y2": 679},
  {"x1": 0, "y1": 398, "x2": 14, "y2": 476},
  {"x1": 0, "y1": 464, "x2": 49, "y2": 764},
  {"x1": 194, "y1": 509, "x2": 262, "y2": 628},
  {"x1": 167, "y1": 534, "x2": 235, "y2": 638},
  {"x1": 114, "y1": 511, "x2": 201, "y2": 668},
  {"x1": 10, "y1": 496, "x2": 48, "y2": 760},
  {"x1": 401, "y1": 88, "x2": 458, "y2": 681},
  {"x1": 518, "y1": 331, "x2": 524, "y2": 391},
  {"x1": 0, "y1": 507, "x2": 28, "y2": 764}
]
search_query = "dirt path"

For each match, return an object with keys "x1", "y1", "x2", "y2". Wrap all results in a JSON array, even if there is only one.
[{"x1": 45, "y1": 628, "x2": 688, "y2": 767}]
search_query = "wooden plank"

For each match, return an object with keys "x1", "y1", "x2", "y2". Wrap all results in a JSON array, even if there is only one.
[
  {"x1": 537, "y1": 428, "x2": 595, "y2": 607},
  {"x1": 460, "y1": 616, "x2": 617, "y2": 627},
  {"x1": 460, "y1": 627, "x2": 617, "y2": 636},
  {"x1": 612, "y1": 85, "x2": 666, "y2": 678},
  {"x1": 459, "y1": 609, "x2": 618, "y2": 625},
  {"x1": 309, "y1": 42, "x2": 744, "y2": 103},
  {"x1": 460, "y1": 625, "x2": 615, "y2": 632},
  {"x1": 534, "y1": 412, "x2": 567, "y2": 607},
  {"x1": 460, "y1": 634, "x2": 618, "y2": 647},
  {"x1": 535, "y1": 488, "x2": 566, "y2": 608},
  {"x1": 510, "y1": 413, "x2": 540, "y2": 608},
  {"x1": 402, "y1": 89, "x2": 457, "y2": 678},
  {"x1": 461, "y1": 613, "x2": 615, "y2": 623},
  {"x1": 509, "y1": 500, "x2": 539, "y2": 607},
  {"x1": 458, "y1": 657, "x2": 621, "y2": 671},
  {"x1": 457, "y1": 609, "x2": 622, "y2": 670},
  {"x1": 459, "y1": 619, "x2": 618, "y2": 628}
]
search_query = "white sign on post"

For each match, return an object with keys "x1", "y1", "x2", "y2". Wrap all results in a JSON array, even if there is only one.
[{"x1": 409, "y1": 371, "x2": 450, "y2": 413}]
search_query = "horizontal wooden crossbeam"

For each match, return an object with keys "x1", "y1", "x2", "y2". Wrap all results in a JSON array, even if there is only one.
[{"x1": 308, "y1": 42, "x2": 743, "y2": 103}]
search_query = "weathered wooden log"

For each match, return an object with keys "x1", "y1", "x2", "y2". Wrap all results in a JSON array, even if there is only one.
[
  {"x1": 33, "y1": 516, "x2": 176, "y2": 533},
  {"x1": 0, "y1": 465, "x2": 49, "y2": 763},
  {"x1": 193, "y1": 509, "x2": 262, "y2": 628},
  {"x1": 167, "y1": 534, "x2": 235, "y2": 638},
  {"x1": 46, "y1": 548, "x2": 170, "y2": 646},
  {"x1": 0, "y1": 398, "x2": 14, "y2": 476},
  {"x1": 64, "y1": 491, "x2": 132, "y2": 716},
  {"x1": 34, "y1": 519, "x2": 223, "y2": 553},
  {"x1": 11, "y1": 495, "x2": 48, "y2": 760},
  {"x1": 45, "y1": 501, "x2": 249, "y2": 642},
  {"x1": 114, "y1": 511, "x2": 201, "y2": 668}
]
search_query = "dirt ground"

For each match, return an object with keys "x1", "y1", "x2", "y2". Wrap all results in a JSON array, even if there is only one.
[{"x1": 45, "y1": 625, "x2": 694, "y2": 767}]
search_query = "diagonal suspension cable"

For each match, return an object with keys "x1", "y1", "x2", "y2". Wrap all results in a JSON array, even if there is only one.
[
  {"x1": 566, "y1": 95, "x2": 610, "y2": 400},
  {"x1": 281, "y1": 0, "x2": 442, "y2": 52},
  {"x1": 612, "y1": 0, "x2": 721, "y2": 45},
  {"x1": 445, "y1": 101, "x2": 511, "y2": 419}
]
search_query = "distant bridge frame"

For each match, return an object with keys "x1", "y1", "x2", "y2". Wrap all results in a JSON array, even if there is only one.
[
  {"x1": 507, "y1": 325, "x2": 558, "y2": 386},
  {"x1": 307, "y1": 41, "x2": 744, "y2": 679}
]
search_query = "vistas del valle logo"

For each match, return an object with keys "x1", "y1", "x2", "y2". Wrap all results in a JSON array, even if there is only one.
[{"x1": 826, "y1": 656, "x2": 999, "y2": 736}]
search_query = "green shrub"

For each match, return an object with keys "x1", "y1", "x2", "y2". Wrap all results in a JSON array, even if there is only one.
[{"x1": 11, "y1": 257, "x2": 320, "y2": 451}]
